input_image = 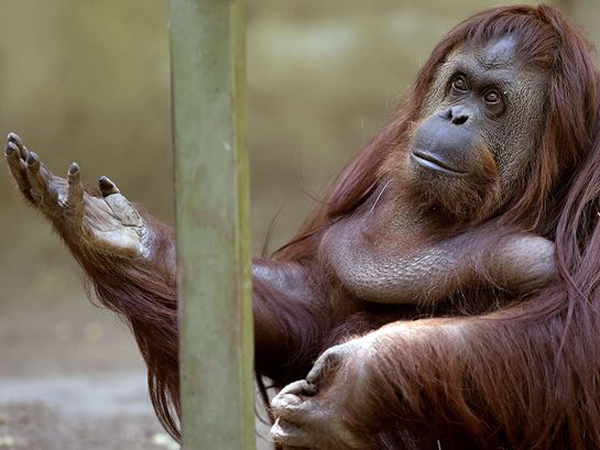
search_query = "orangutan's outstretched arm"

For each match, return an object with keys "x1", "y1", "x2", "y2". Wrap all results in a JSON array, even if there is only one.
[
  {"x1": 270, "y1": 310, "x2": 564, "y2": 449},
  {"x1": 4, "y1": 133, "x2": 181, "y2": 436},
  {"x1": 4, "y1": 132, "x2": 325, "y2": 437}
]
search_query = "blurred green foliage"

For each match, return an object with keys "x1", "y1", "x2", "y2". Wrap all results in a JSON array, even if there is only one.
[{"x1": 0, "y1": 0, "x2": 594, "y2": 299}]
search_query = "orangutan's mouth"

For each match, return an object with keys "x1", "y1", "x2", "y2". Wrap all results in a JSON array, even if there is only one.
[{"x1": 411, "y1": 150, "x2": 466, "y2": 176}]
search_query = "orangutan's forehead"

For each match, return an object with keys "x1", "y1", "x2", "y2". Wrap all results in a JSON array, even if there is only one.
[
  {"x1": 475, "y1": 35, "x2": 519, "y2": 69},
  {"x1": 434, "y1": 35, "x2": 548, "y2": 90},
  {"x1": 445, "y1": 36, "x2": 521, "y2": 73}
]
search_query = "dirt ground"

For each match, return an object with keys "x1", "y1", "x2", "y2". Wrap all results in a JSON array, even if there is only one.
[{"x1": 0, "y1": 285, "x2": 271, "y2": 450}]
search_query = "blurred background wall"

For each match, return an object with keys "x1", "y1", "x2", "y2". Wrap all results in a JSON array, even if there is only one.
[{"x1": 0, "y1": 1, "x2": 596, "y2": 449}]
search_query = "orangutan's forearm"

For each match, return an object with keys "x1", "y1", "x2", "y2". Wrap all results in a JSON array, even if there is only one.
[
  {"x1": 346, "y1": 314, "x2": 559, "y2": 441},
  {"x1": 74, "y1": 214, "x2": 181, "y2": 437},
  {"x1": 78, "y1": 213, "x2": 179, "y2": 364},
  {"x1": 325, "y1": 216, "x2": 555, "y2": 304}
]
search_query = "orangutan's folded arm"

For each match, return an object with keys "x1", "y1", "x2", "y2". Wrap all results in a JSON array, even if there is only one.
[
  {"x1": 323, "y1": 212, "x2": 556, "y2": 305},
  {"x1": 341, "y1": 314, "x2": 567, "y2": 446},
  {"x1": 271, "y1": 311, "x2": 568, "y2": 449}
]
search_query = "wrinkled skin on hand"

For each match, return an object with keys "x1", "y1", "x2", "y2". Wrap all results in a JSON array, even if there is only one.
[
  {"x1": 271, "y1": 339, "x2": 370, "y2": 450},
  {"x1": 4, "y1": 132, "x2": 150, "y2": 258}
]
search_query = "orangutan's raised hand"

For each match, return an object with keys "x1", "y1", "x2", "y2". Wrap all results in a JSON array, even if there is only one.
[{"x1": 4, "y1": 132, "x2": 150, "y2": 258}]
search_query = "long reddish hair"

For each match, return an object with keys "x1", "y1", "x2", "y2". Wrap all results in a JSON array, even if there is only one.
[{"x1": 274, "y1": 5, "x2": 600, "y2": 448}]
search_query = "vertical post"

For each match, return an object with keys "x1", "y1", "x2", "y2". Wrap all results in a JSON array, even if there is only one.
[{"x1": 170, "y1": 0, "x2": 255, "y2": 449}]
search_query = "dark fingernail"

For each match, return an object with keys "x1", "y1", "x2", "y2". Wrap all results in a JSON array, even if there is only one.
[
  {"x1": 27, "y1": 153, "x2": 37, "y2": 165},
  {"x1": 7, "y1": 132, "x2": 23, "y2": 148},
  {"x1": 99, "y1": 176, "x2": 120, "y2": 196},
  {"x1": 5, "y1": 142, "x2": 16, "y2": 155},
  {"x1": 304, "y1": 383, "x2": 318, "y2": 396},
  {"x1": 69, "y1": 162, "x2": 79, "y2": 174}
]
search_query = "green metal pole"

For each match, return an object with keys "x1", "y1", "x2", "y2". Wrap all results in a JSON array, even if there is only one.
[{"x1": 170, "y1": 0, "x2": 254, "y2": 449}]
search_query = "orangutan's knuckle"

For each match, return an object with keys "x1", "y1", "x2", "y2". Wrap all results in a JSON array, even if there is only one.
[{"x1": 272, "y1": 397, "x2": 309, "y2": 421}]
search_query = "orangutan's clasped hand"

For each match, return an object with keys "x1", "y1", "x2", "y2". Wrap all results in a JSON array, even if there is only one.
[{"x1": 270, "y1": 339, "x2": 371, "y2": 450}]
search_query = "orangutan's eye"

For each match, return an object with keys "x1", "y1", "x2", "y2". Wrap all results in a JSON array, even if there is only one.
[
  {"x1": 451, "y1": 75, "x2": 468, "y2": 92},
  {"x1": 484, "y1": 89, "x2": 501, "y2": 104}
]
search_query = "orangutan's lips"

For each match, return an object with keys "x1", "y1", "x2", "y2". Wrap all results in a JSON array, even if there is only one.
[{"x1": 411, "y1": 150, "x2": 466, "y2": 176}]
